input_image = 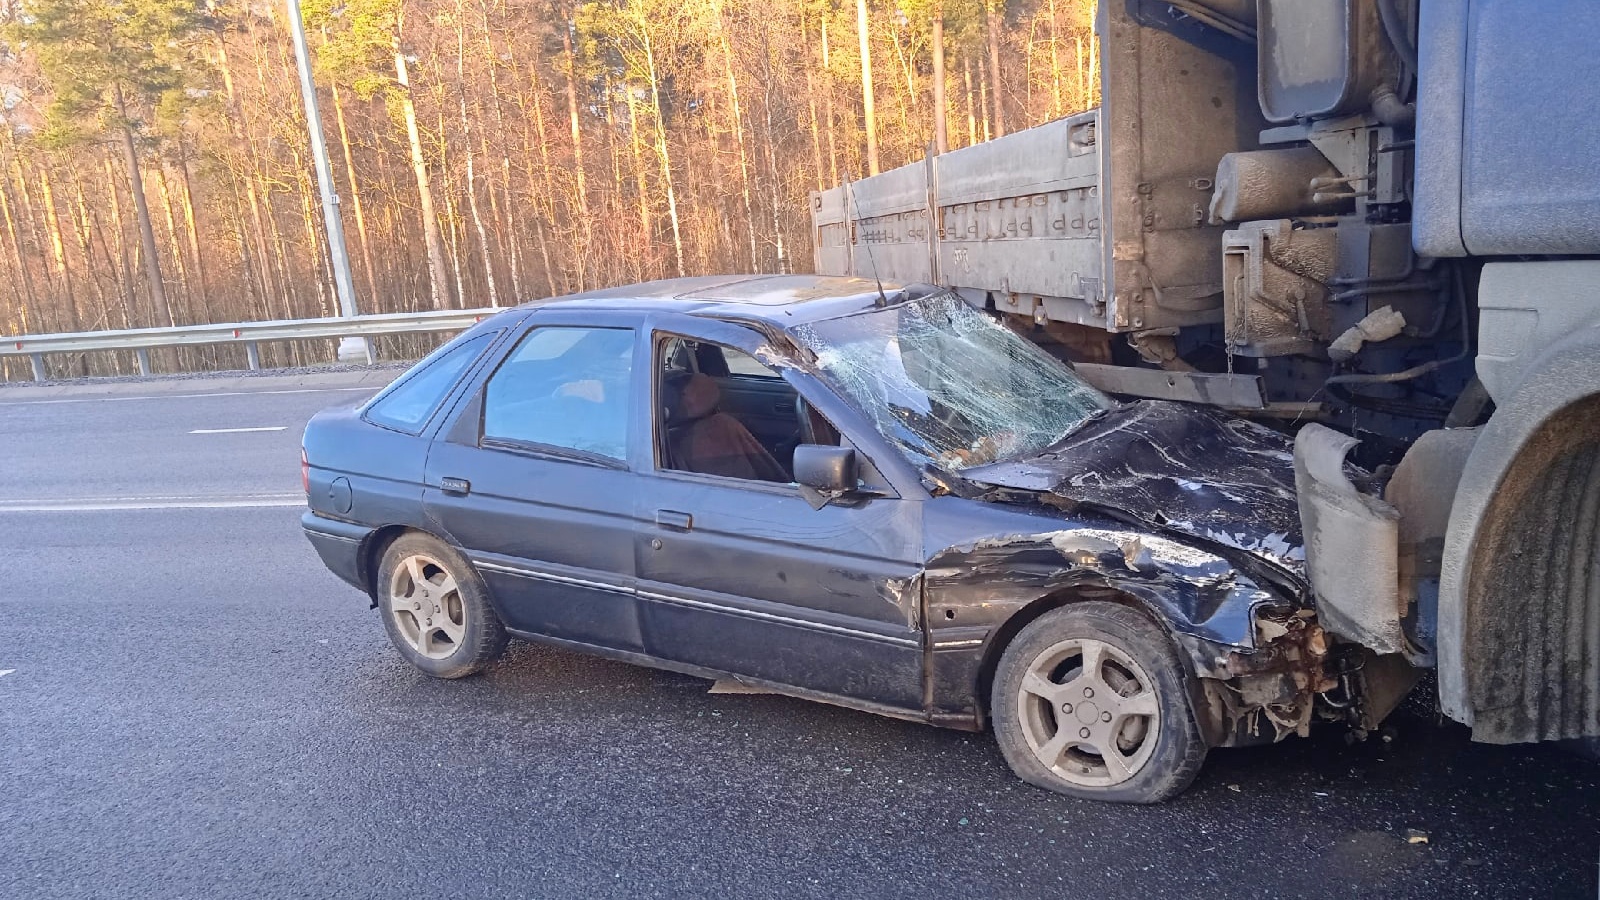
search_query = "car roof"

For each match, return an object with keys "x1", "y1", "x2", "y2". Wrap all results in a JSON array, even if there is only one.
[{"x1": 518, "y1": 274, "x2": 904, "y2": 327}]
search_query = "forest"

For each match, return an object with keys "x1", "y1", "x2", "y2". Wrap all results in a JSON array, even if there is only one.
[{"x1": 0, "y1": 0, "x2": 1099, "y2": 379}]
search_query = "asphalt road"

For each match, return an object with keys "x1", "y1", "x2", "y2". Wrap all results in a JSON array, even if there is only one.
[{"x1": 2, "y1": 373, "x2": 1597, "y2": 899}]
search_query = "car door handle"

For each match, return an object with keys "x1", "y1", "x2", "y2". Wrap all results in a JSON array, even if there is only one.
[
  {"x1": 655, "y1": 509, "x2": 693, "y2": 532},
  {"x1": 439, "y1": 476, "x2": 471, "y2": 496}
]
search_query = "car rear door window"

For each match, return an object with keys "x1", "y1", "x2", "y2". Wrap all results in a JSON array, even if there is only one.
[
  {"x1": 364, "y1": 332, "x2": 493, "y2": 434},
  {"x1": 483, "y1": 326, "x2": 634, "y2": 462}
]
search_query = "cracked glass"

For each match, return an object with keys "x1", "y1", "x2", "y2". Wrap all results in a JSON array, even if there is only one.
[{"x1": 793, "y1": 291, "x2": 1111, "y2": 471}]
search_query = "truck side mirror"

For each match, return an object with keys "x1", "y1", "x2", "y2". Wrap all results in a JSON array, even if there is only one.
[{"x1": 794, "y1": 444, "x2": 857, "y2": 509}]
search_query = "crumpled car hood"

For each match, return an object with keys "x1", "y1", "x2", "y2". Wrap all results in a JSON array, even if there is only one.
[{"x1": 960, "y1": 400, "x2": 1306, "y2": 575}]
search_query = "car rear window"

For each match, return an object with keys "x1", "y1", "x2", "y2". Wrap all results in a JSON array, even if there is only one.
[{"x1": 364, "y1": 333, "x2": 494, "y2": 434}]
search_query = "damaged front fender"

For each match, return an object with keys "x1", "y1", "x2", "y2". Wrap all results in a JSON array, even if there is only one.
[{"x1": 922, "y1": 512, "x2": 1336, "y2": 747}]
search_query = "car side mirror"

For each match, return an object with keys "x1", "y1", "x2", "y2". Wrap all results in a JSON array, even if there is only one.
[{"x1": 794, "y1": 444, "x2": 857, "y2": 509}]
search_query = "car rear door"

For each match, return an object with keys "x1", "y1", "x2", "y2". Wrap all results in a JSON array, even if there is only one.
[
  {"x1": 423, "y1": 310, "x2": 651, "y2": 653},
  {"x1": 633, "y1": 316, "x2": 928, "y2": 712}
]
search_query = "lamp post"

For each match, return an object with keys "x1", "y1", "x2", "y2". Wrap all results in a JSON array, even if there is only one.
[{"x1": 286, "y1": 0, "x2": 371, "y2": 364}]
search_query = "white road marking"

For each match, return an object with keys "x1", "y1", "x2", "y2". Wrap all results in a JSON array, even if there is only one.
[
  {"x1": 0, "y1": 669, "x2": 13, "y2": 678},
  {"x1": 188, "y1": 426, "x2": 288, "y2": 434},
  {"x1": 0, "y1": 494, "x2": 304, "y2": 512},
  {"x1": 0, "y1": 386, "x2": 375, "y2": 407}
]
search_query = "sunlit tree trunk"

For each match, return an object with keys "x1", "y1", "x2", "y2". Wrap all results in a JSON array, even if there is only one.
[
  {"x1": 444, "y1": 188, "x2": 466, "y2": 308},
  {"x1": 622, "y1": 82, "x2": 654, "y2": 245},
  {"x1": 757, "y1": 22, "x2": 787, "y2": 273},
  {"x1": 710, "y1": 0, "x2": 758, "y2": 270},
  {"x1": 264, "y1": 185, "x2": 298, "y2": 322},
  {"x1": 987, "y1": 0, "x2": 1006, "y2": 138},
  {"x1": 514, "y1": 71, "x2": 554, "y2": 297},
  {"x1": 1087, "y1": 17, "x2": 1097, "y2": 108},
  {"x1": 932, "y1": 3, "x2": 948, "y2": 154},
  {"x1": 978, "y1": 54, "x2": 993, "y2": 141},
  {"x1": 329, "y1": 79, "x2": 380, "y2": 311},
  {"x1": 518, "y1": 91, "x2": 563, "y2": 295},
  {"x1": 1047, "y1": 0, "x2": 1061, "y2": 117},
  {"x1": 855, "y1": 0, "x2": 879, "y2": 175},
  {"x1": 224, "y1": 181, "x2": 265, "y2": 319},
  {"x1": 114, "y1": 87, "x2": 172, "y2": 326},
  {"x1": 0, "y1": 170, "x2": 38, "y2": 331},
  {"x1": 36, "y1": 163, "x2": 76, "y2": 326},
  {"x1": 293, "y1": 160, "x2": 334, "y2": 319},
  {"x1": 213, "y1": 27, "x2": 275, "y2": 314},
  {"x1": 6, "y1": 151, "x2": 37, "y2": 248},
  {"x1": 394, "y1": 32, "x2": 453, "y2": 310},
  {"x1": 174, "y1": 141, "x2": 209, "y2": 314},
  {"x1": 428, "y1": 78, "x2": 467, "y2": 303},
  {"x1": 69, "y1": 166, "x2": 116, "y2": 329},
  {"x1": 642, "y1": 35, "x2": 686, "y2": 277},
  {"x1": 152, "y1": 162, "x2": 190, "y2": 323},
  {"x1": 560, "y1": 11, "x2": 588, "y2": 207},
  {"x1": 963, "y1": 55, "x2": 979, "y2": 145},
  {"x1": 800, "y1": 13, "x2": 827, "y2": 192},
  {"x1": 36, "y1": 159, "x2": 86, "y2": 372},
  {"x1": 101, "y1": 154, "x2": 138, "y2": 327},
  {"x1": 483, "y1": 3, "x2": 535, "y2": 298},
  {"x1": 821, "y1": 18, "x2": 839, "y2": 185},
  {"x1": 455, "y1": 0, "x2": 498, "y2": 307}
]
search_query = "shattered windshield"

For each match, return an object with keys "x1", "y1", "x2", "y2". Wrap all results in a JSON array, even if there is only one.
[{"x1": 793, "y1": 290, "x2": 1112, "y2": 471}]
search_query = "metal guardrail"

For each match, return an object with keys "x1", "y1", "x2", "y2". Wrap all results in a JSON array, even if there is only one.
[{"x1": 0, "y1": 308, "x2": 503, "y2": 381}]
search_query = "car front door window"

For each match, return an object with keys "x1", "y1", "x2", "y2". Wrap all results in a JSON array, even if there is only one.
[{"x1": 657, "y1": 338, "x2": 799, "y2": 483}]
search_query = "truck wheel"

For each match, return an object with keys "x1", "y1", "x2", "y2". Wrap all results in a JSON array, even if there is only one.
[
  {"x1": 991, "y1": 602, "x2": 1207, "y2": 803},
  {"x1": 376, "y1": 533, "x2": 507, "y2": 679}
]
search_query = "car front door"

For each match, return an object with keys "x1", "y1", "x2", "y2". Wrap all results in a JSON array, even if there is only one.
[
  {"x1": 633, "y1": 316, "x2": 928, "y2": 712},
  {"x1": 424, "y1": 313, "x2": 650, "y2": 652}
]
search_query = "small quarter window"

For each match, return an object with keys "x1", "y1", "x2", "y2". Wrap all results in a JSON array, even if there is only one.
[
  {"x1": 483, "y1": 326, "x2": 634, "y2": 462},
  {"x1": 723, "y1": 349, "x2": 778, "y2": 379},
  {"x1": 364, "y1": 333, "x2": 493, "y2": 434}
]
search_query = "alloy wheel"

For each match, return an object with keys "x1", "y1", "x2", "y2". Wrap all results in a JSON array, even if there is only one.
[
  {"x1": 1015, "y1": 637, "x2": 1162, "y2": 787},
  {"x1": 387, "y1": 554, "x2": 467, "y2": 660}
]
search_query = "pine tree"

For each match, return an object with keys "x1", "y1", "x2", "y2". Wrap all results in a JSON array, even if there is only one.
[{"x1": 10, "y1": 0, "x2": 208, "y2": 326}]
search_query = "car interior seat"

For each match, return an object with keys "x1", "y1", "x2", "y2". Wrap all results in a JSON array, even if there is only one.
[{"x1": 663, "y1": 372, "x2": 790, "y2": 482}]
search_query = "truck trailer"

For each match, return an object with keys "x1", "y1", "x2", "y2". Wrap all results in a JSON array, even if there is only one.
[{"x1": 810, "y1": 0, "x2": 1599, "y2": 748}]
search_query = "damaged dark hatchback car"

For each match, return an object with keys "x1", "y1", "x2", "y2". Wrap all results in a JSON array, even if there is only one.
[{"x1": 303, "y1": 275, "x2": 1392, "y2": 803}]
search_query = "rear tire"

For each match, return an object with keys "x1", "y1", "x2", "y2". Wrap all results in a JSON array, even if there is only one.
[
  {"x1": 990, "y1": 602, "x2": 1207, "y2": 804},
  {"x1": 376, "y1": 533, "x2": 507, "y2": 679}
]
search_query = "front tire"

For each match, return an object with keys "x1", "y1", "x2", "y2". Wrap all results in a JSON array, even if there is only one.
[
  {"x1": 376, "y1": 533, "x2": 507, "y2": 679},
  {"x1": 991, "y1": 602, "x2": 1207, "y2": 804}
]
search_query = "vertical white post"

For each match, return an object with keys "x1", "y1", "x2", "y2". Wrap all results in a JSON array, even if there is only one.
[{"x1": 286, "y1": 0, "x2": 373, "y2": 364}]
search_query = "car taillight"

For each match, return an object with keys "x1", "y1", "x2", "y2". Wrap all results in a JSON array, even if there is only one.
[{"x1": 301, "y1": 448, "x2": 310, "y2": 495}]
